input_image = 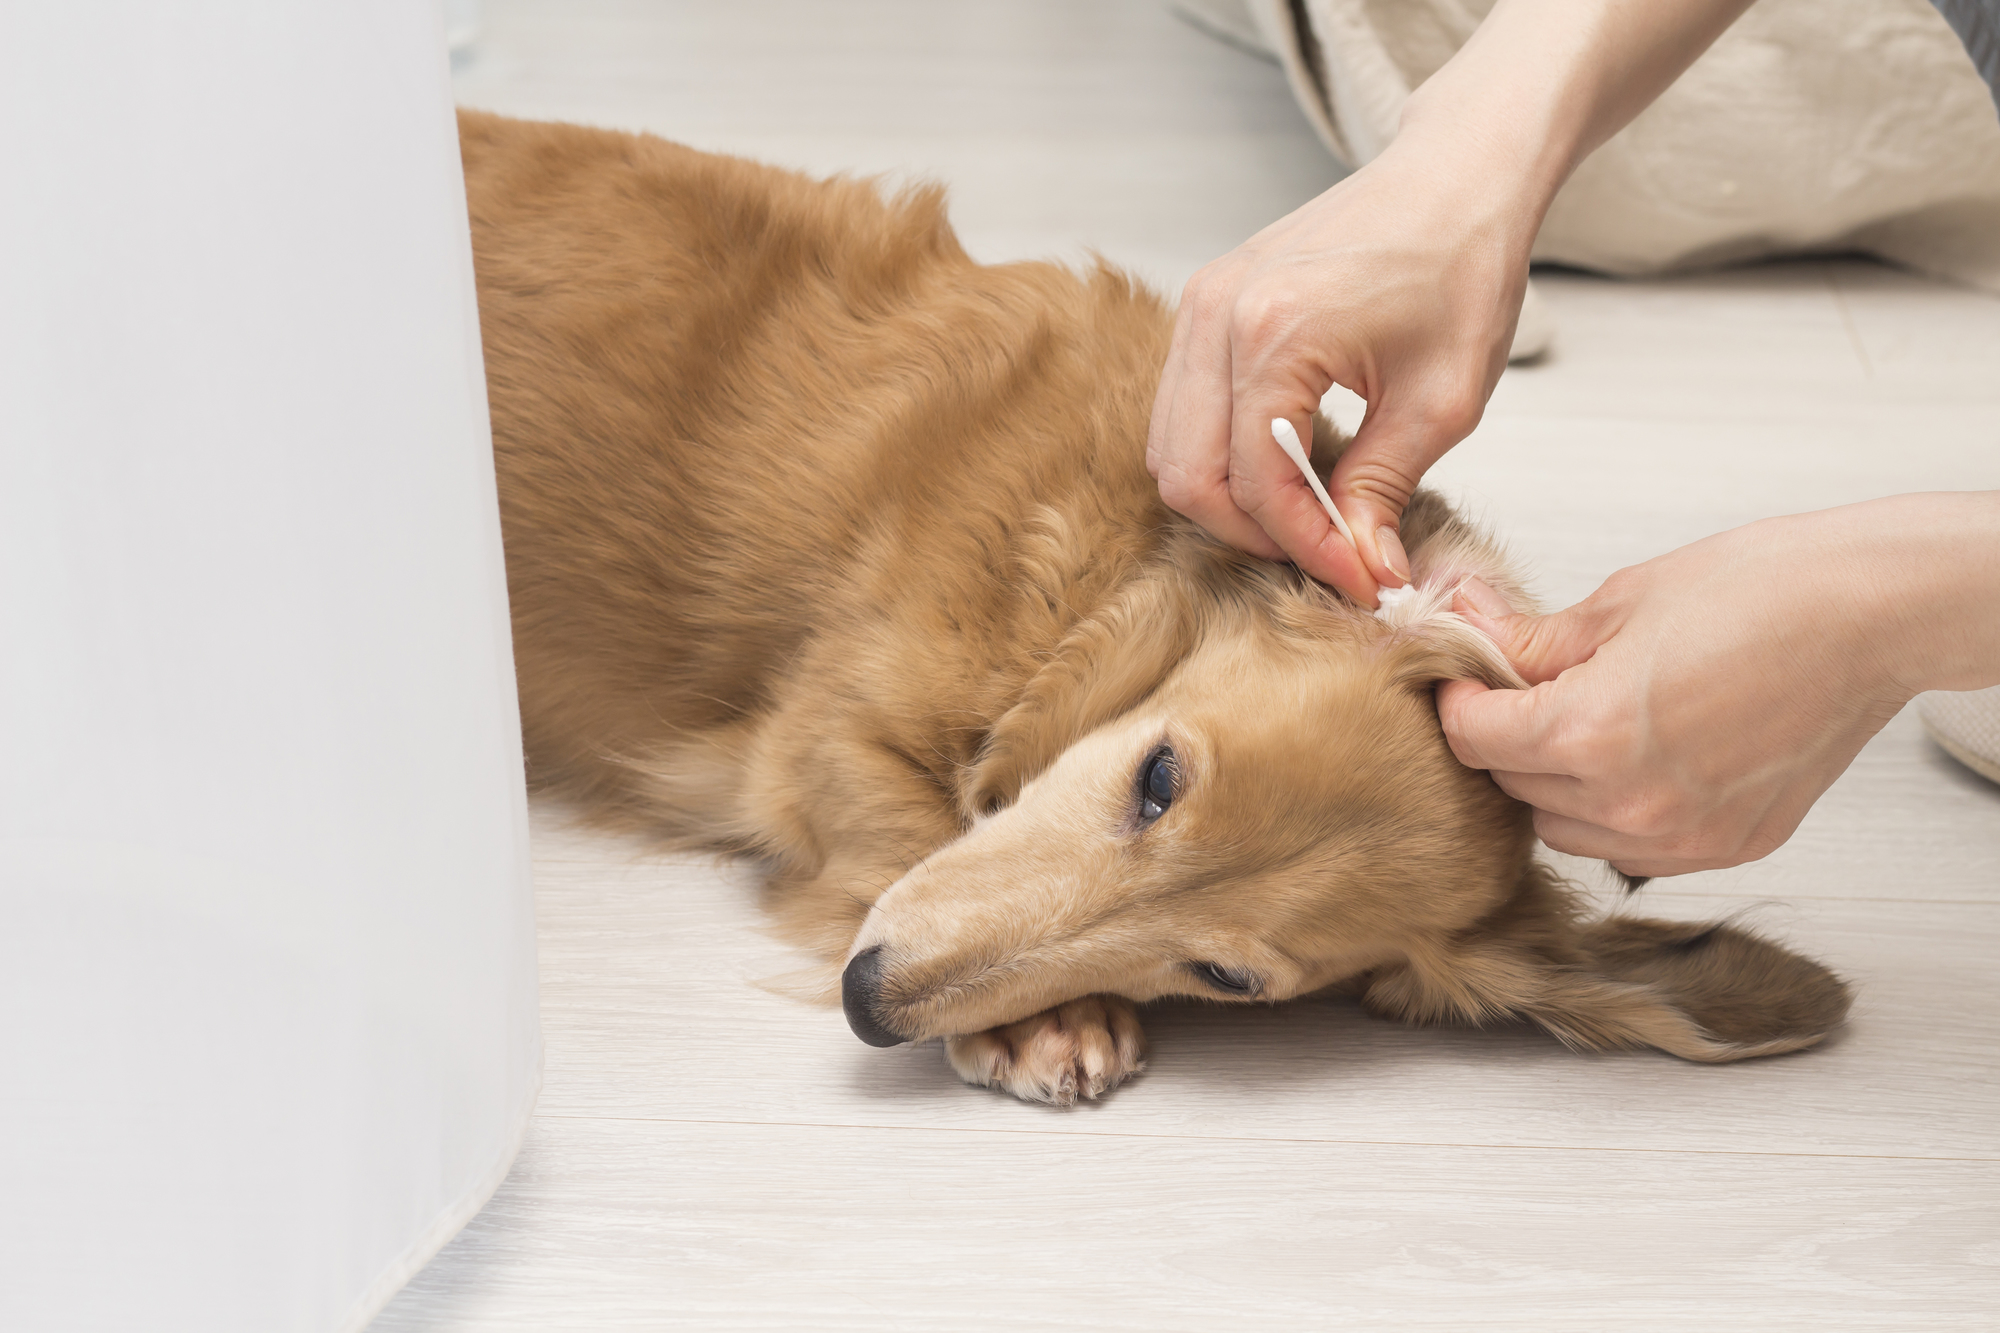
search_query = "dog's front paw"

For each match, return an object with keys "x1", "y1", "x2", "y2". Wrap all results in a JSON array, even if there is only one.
[{"x1": 945, "y1": 995, "x2": 1147, "y2": 1106}]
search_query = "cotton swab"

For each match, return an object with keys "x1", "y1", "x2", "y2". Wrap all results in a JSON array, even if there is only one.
[
  {"x1": 1271, "y1": 416, "x2": 1415, "y2": 617},
  {"x1": 1269, "y1": 418, "x2": 1356, "y2": 548}
]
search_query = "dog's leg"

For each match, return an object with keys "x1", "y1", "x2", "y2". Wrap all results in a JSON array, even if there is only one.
[{"x1": 945, "y1": 995, "x2": 1147, "y2": 1107}]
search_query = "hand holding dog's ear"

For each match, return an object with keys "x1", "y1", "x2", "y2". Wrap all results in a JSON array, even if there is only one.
[{"x1": 1436, "y1": 496, "x2": 2000, "y2": 879}]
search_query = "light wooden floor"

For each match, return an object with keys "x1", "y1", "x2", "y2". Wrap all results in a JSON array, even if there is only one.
[{"x1": 377, "y1": 2, "x2": 2000, "y2": 1327}]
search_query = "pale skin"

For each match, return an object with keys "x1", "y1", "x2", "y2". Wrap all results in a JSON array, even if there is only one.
[
  {"x1": 1443, "y1": 494, "x2": 2000, "y2": 877},
  {"x1": 1148, "y1": 0, "x2": 2000, "y2": 876}
]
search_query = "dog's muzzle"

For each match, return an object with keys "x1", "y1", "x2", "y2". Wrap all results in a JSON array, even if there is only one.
[{"x1": 841, "y1": 945, "x2": 907, "y2": 1047}]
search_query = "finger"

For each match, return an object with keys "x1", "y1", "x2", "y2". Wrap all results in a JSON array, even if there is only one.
[
  {"x1": 1436, "y1": 677, "x2": 1571, "y2": 776},
  {"x1": 1149, "y1": 280, "x2": 1288, "y2": 562},
  {"x1": 1529, "y1": 809, "x2": 1704, "y2": 880},
  {"x1": 1533, "y1": 810, "x2": 1746, "y2": 880},
  {"x1": 1328, "y1": 391, "x2": 1476, "y2": 588},
  {"x1": 1529, "y1": 809, "x2": 1647, "y2": 863},
  {"x1": 1484, "y1": 767, "x2": 1595, "y2": 822},
  {"x1": 1215, "y1": 283, "x2": 1378, "y2": 600},
  {"x1": 1155, "y1": 454, "x2": 1288, "y2": 562},
  {"x1": 1453, "y1": 579, "x2": 1622, "y2": 687},
  {"x1": 1435, "y1": 678, "x2": 1493, "y2": 770},
  {"x1": 1229, "y1": 407, "x2": 1376, "y2": 598}
]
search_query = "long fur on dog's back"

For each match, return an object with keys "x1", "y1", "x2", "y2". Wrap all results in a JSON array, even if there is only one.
[
  {"x1": 462, "y1": 110, "x2": 1181, "y2": 830},
  {"x1": 461, "y1": 109, "x2": 1850, "y2": 1080}
]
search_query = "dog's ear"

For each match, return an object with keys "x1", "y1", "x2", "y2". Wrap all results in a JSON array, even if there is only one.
[
  {"x1": 1379, "y1": 601, "x2": 1527, "y2": 692},
  {"x1": 1369, "y1": 525, "x2": 1655, "y2": 891},
  {"x1": 1363, "y1": 865, "x2": 1852, "y2": 1061},
  {"x1": 963, "y1": 572, "x2": 1194, "y2": 820},
  {"x1": 1372, "y1": 520, "x2": 1532, "y2": 692}
]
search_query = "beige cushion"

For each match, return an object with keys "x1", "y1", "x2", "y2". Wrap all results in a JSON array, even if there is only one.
[
  {"x1": 1233, "y1": 0, "x2": 2000, "y2": 296},
  {"x1": 1921, "y1": 685, "x2": 2000, "y2": 785}
]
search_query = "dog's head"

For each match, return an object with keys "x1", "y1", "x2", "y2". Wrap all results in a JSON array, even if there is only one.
[{"x1": 840, "y1": 521, "x2": 1849, "y2": 1063}]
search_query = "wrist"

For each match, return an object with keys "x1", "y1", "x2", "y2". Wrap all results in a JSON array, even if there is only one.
[
  {"x1": 1388, "y1": 43, "x2": 1582, "y2": 272},
  {"x1": 1828, "y1": 493, "x2": 2000, "y2": 698},
  {"x1": 1396, "y1": 67, "x2": 1579, "y2": 227},
  {"x1": 1393, "y1": 0, "x2": 1610, "y2": 228},
  {"x1": 1368, "y1": 112, "x2": 1549, "y2": 272},
  {"x1": 1392, "y1": 0, "x2": 1761, "y2": 257},
  {"x1": 1890, "y1": 492, "x2": 2000, "y2": 693}
]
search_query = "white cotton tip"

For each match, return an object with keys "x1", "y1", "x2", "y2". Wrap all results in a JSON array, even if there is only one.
[
  {"x1": 1370, "y1": 576, "x2": 1526, "y2": 687},
  {"x1": 1270, "y1": 418, "x2": 1356, "y2": 548},
  {"x1": 1372, "y1": 579, "x2": 1448, "y2": 628},
  {"x1": 1373, "y1": 583, "x2": 1422, "y2": 618}
]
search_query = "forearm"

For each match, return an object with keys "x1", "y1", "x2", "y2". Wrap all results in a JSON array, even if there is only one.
[
  {"x1": 1847, "y1": 492, "x2": 2000, "y2": 695},
  {"x1": 1390, "y1": 0, "x2": 1758, "y2": 248}
]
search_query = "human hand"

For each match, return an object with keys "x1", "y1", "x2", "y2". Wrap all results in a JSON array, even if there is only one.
[
  {"x1": 1146, "y1": 138, "x2": 1535, "y2": 605},
  {"x1": 1146, "y1": 0, "x2": 1775, "y2": 606},
  {"x1": 1436, "y1": 496, "x2": 2000, "y2": 877}
]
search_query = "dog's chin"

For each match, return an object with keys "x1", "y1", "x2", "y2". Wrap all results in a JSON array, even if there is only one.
[
  {"x1": 846, "y1": 996, "x2": 978, "y2": 1047},
  {"x1": 870, "y1": 978, "x2": 1176, "y2": 1048},
  {"x1": 843, "y1": 982, "x2": 1056, "y2": 1048}
]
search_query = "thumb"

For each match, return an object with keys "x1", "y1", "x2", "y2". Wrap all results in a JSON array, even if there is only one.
[
  {"x1": 1453, "y1": 577, "x2": 1621, "y2": 686},
  {"x1": 1328, "y1": 392, "x2": 1475, "y2": 590}
]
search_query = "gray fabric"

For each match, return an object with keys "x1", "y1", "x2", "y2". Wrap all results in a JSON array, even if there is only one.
[{"x1": 1933, "y1": 0, "x2": 2000, "y2": 113}]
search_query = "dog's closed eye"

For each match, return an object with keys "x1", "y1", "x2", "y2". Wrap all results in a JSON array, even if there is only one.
[
  {"x1": 1138, "y1": 746, "x2": 1178, "y2": 823},
  {"x1": 1188, "y1": 960, "x2": 1259, "y2": 996}
]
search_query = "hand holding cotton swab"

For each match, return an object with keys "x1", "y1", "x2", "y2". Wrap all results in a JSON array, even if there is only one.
[
  {"x1": 1270, "y1": 418, "x2": 1356, "y2": 547},
  {"x1": 1271, "y1": 417, "x2": 1415, "y2": 616}
]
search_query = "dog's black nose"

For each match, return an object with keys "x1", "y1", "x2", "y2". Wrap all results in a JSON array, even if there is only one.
[{"x1": 841, "y1": 945, "x2": 907, "y2": 1047}]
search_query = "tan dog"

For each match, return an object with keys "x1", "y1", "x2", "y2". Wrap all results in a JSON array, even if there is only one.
[{"x1": 460, "y1": 110, "x2": 1850, "y2": 1105}]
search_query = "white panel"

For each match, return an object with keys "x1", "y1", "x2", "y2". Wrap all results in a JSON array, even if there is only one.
[{"x1": 0, "y1": 3, "x2": 537, "y2": 1330}]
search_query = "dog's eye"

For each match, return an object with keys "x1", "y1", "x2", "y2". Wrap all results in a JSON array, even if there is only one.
[
  {"x1": 1189, "y1": 961, "x2": 1258, "y2": 995},
  {"x1": 1138, "y1": 747, "x2": 1177, "y2": 823}
]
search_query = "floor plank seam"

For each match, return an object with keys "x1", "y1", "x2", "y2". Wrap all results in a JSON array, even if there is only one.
[{"x1": 522, "y1": 1111, "x2": 2000, "y2": 1163}]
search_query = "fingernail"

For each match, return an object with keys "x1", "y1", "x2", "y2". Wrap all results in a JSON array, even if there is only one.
[
  {"x1": 1454, "y1": 575, "x2": 1510, "y2": 623},
  {"x1": 1374, "y1": 526, "x2": 1410, "y2": 585}
]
